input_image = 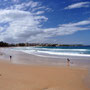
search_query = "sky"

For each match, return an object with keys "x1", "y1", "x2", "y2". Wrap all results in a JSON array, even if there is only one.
[{"x1": 0, "y1": 0, "x2": 90, "y2": 45}]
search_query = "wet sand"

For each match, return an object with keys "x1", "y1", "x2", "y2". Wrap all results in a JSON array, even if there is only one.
[{"x1": 0, "y1": 48, "x2": 90, "y2": 67}]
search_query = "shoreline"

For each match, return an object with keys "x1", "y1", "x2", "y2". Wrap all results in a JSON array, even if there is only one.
[{"x1": 0, "y1": 48, "x2": 90, "y2": 68}]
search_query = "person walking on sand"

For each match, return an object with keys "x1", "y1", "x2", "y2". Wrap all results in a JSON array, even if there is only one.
[
  {"x1": 10, "y1": 55, "x2": 12, "y2": 62},
  {"x1": 67, "y1": 58, "x2": 70, "y2": 67}
]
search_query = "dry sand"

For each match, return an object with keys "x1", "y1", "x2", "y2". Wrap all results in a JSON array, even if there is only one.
[{"x1": 0, "y1": 61, "x2": 89, "y2": 90}]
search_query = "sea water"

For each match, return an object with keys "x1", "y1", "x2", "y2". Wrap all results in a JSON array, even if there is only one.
[{"x1": 11, "y1": 46, "x2": 90, "y2": 58}]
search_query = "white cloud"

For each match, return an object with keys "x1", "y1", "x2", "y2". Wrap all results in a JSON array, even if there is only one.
[
  {"x1": 35, "y1": 11, "x2": 45, "y2": 15},
  {"x1": 0, "y1": 1, "x2": 90, "y2": 43},
  {"x1": 0, "y1": 27, "x2": 4, "y2": 32},
  {"x1": 12, "y1": 0, "x2": 19, "y2": 3},
  {"x1": 32, "y1": 6, "x2": 46, "y2": 12},
  {"x1": 60, "y1": 20, "x2": 90, "y2": 27},
  {"x1": 0, "y1": 0, "x2": 48, "y2": 43},
  {"x1": 7, "y1": 1, "x2": 39, "y2": 10},
  {"x1": 65, "y1": 2, "x2": 90, "y2": 9},
  {"x1": 43, "y1": 20, "x2": 90, "y2": 38},
  {"x1": 0, "y1": 9, "x2": 90, "y2": 43},
  {"x1": 0, "y1": 9, "x2": 45, "y2": 42}
]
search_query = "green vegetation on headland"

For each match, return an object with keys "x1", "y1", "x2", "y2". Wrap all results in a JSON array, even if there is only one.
[{"x1": 0, "y1": 41, "x2": 89, "y2": 47}]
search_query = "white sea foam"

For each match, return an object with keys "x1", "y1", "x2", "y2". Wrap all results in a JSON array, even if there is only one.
[
  {"x1": 16, "y1": 49, "x2": 90, "y2": 57},
  {"x1": 11, "y1": 47, "x2": 90, "y2": 57},
  {"x1": 36, "y1": 48, "x2": 89, "y2": 51},
  {"x1": 36, "y1": 51, "x2": 90, "y2": 57}
]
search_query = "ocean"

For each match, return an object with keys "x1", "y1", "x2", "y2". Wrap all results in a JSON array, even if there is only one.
[{"x1": 11, "y1": 46, "x2": 90, "y2": 59}]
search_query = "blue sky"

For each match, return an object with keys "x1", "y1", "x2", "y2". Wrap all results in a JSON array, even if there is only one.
[{"x1": 0, "y1": 0, "x2": 90, "y2": 45}]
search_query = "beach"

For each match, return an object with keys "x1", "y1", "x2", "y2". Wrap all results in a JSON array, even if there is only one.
[
  {"x1": 0, "y1": 48, "x2": 90, "y2": 90},
  {"x1": 0, "y1": 0, "x2": 90, "y2": 89},
  {"x1": 0, "y1": 61, "x2": 89, "y2": 90}
]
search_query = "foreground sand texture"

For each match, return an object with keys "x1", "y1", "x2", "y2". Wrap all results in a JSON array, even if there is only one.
[{"x1": 0, "y1": 61, "x2": 89, "y2": 90}]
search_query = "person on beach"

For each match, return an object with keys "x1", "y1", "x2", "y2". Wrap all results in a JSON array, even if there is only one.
[
  {"x1": 10, "y1": 56, "x2": 12, "y2": 62},
  {"x1": 67, "y1": 58, "x2": 70, "y2": 66}
]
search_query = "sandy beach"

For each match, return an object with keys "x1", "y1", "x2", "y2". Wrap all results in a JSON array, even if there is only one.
[
  {"x1": 0, "y1": 48, "x2": 90, "y2": 90},
  {"x1": 0, "y1": 61, "x2": 89, "y2": 90}
]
